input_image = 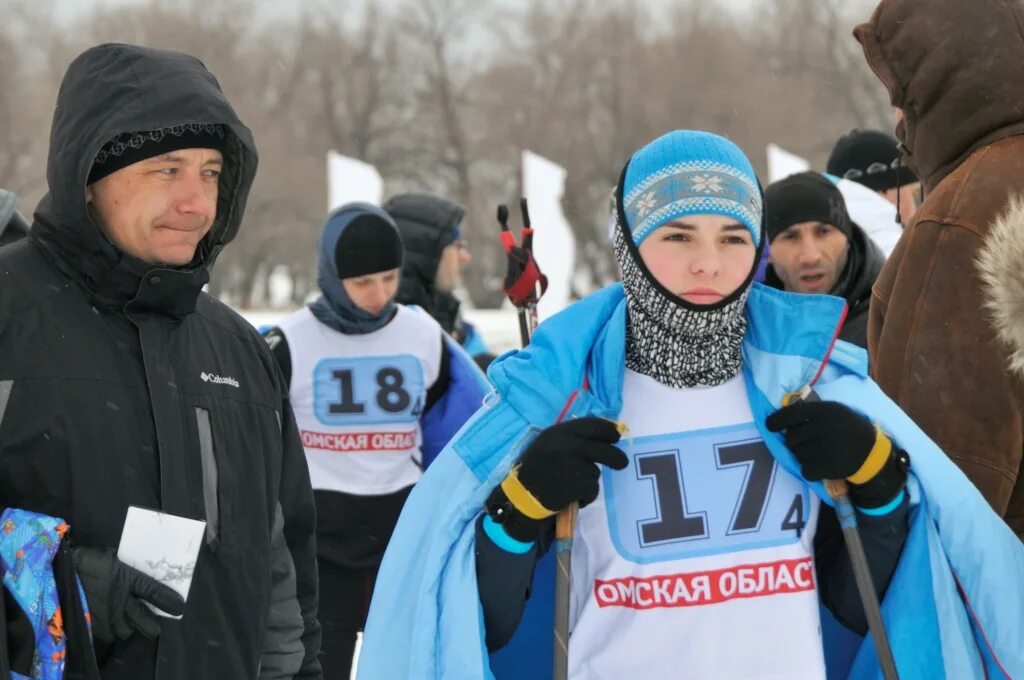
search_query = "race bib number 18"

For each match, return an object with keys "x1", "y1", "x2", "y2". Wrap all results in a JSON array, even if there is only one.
[
  {"x1": 312, "y1": 355, "x2": 424, "y2": 427},
  {"x1": 603, "y1": 423, "x2": 810, "y2": 564}
]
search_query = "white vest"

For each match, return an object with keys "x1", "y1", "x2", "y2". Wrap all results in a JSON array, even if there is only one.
[
  {"x1": 568, "y1": 371, "x2": 826, "y2": 680},
  {"x1": 276, "y1": 306, "x2": 442, "y2": 495}
]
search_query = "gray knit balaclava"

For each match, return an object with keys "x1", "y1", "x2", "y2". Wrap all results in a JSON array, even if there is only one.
[{"x1": 616, "y1": 130, "x2": 764, "y2": 388}]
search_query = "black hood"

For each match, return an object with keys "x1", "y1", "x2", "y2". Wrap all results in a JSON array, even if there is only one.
[
  {"x1": 382, "y1": 192, "x2": 464, "y2": 326},
  {"x1": 29, "y1": 43, "x2": 258, "y2": 316},
  {"x1": 765, "y1": 222, "x2": 884, "y2": 311}
]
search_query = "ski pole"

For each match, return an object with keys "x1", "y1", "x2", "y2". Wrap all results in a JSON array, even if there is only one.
[
  {"x1": 518, "y1": 198, "x2": 540, "y2": 335},
  {"x1": 553, "y1": 503, "x2": 578, "y2": 680},
  {"x1": 497, "y1": 200, "x2": 570, "y2": 676},
  {"x1": 783, "y1": 387, "x2": 899, "y2": 680},
  {"x1": 497, "y1": 201, "x2": 547, "y2": 346}
]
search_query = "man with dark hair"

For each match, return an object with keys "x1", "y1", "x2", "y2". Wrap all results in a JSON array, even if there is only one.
[
  {"x1": 764, "y1": 172, "x2": 885, "y2": 348},
  {"x1": 827, "y1": 129, "x2": 921, "y2": 226},
  {"x1": 0, "y1": 43, "x2": 321, "y2": 678}
]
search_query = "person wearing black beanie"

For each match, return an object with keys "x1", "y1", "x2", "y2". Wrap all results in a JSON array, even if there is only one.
[
  {"x1": 764, "y1": 171, "x2": 885, "y2": 348},
  {"x1": 0, "y1": 42, "x2": 324, "y2": 679},
  {"x1": 827, "y1": 129, "x2": 921, "y2": 225},
  {"x1": 262, "y1": 202, "x2": 488, "y2": 679}
]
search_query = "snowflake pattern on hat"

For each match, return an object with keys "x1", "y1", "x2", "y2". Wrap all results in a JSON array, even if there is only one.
[
  {"x1": 691, "y1": 174, "x2": 724, "y2": 193},
  {"x1": 634, "y1": 190, "x2": 658, "y2": 219},
  {"x1": 624, "y1": 161, "x2": 762, "y2": 246}
]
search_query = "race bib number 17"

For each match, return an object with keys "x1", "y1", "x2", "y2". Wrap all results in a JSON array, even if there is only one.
[{"x1": 603, "y1": 423, "x2": 810, "y2": 564}]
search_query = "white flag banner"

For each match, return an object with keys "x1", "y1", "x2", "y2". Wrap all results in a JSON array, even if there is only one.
[
  {"x1": 766, "y1": 144, "x2": 811, "y2": 183},
  {"x1": 522, "y1": 150, "x2": 575, "y2": 322},
  {"x1": 327, "y1": 151, "x2": 383, "y2": 211}
]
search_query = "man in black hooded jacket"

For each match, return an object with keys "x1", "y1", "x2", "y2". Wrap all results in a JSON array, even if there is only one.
[
  {"x1": 0, "y1": 43, "x2": 320, "y2": 679},
  {"x1": 764, "y1": 172, "x2": 886, "y2": 349},
  {"x1": 383, "y1": 193, "x2": 490, "y2": 359}
]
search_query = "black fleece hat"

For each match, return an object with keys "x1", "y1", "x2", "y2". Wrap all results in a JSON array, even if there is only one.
[
  {"x1": 334, "y1": 212, "x2": 404, "y2": 279},
  {"x1": 765, "y1": 172, "x2": 853, "y2": 244},
  {"x1": 87, "y1": 123, "x2": 227, "y2": 185},
  {"x1": 826, "y1": 129, "x2": 917, "y2": 192}
]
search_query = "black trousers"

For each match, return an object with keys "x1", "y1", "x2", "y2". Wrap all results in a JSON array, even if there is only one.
[
  {"x1": 318, "y1": 560, "x2": 379, "y2": 680},
  {"x1": 313, "y1": 486, "x2": 412, "y2": 678}
]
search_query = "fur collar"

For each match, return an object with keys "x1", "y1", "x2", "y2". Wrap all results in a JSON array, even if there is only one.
[{"x1": 977, "y1": 194, "x2": 1024, "y2": 377}]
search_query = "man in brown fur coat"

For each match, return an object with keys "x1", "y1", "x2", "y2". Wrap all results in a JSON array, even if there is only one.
[{"x1": 855, "y1": 0, "x2": 1024, "y2": 538}]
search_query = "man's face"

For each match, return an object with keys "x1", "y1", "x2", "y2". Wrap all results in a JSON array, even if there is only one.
[
  {"x1": 769, "y1": 221, "x2": 850, "y2": 294},
  {"x1": 342, "y1": 269, "x2": 400, "y2": 315},
  {"x1": 883, "y1": 183, "x2": 921, "y2": 225},
  {"x1": 86, "y1": 148, "x2": 222, "y2": 266},
  {"x1": 435, "y1": 239, "x2": 470, "y2": 294}
]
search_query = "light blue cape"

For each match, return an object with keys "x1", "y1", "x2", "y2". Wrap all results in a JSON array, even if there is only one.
[{"x1": 359, "y1": 283, "x2": 1024, "y2": 679}]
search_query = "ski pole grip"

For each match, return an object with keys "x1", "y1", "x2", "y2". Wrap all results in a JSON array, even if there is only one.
[
  {"x1": 555, "y1": 503, "x2": 578, "y2": 544},
  {"x1": 782, "y1": 388, "x2": 851, "y2": 502},
  {"x1": 825, "y1": 478, "x2": 851, "y2": 499},
  {"x1": 520, "y1": 197, "x2": 531, "y2": 228}
]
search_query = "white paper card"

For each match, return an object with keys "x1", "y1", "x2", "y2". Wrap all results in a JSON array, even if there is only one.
[{"x1": 116, "y1": 506, "x2": 206, "y2": 619}]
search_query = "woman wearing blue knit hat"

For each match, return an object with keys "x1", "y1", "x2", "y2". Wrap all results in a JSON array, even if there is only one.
[{"x1": 358, "y1": 130, "x2": 1024, "y2": 679}]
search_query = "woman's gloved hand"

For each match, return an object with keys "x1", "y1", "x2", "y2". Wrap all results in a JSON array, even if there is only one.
[
  {"x1": 766, "y1": 400, "x2": 907, "y2": 509},
  {"x1": 485, "y1": 417, "x2": 628, "y2": 541}
]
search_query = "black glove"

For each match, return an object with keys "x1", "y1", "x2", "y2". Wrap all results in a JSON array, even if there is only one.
[
  {"x1": 73, "y1": 547, "x2": 186, "y2": 644},
  {"x1": 765, "y1": 400, "x2": 907, "y2": 509},
  {"x1": 486, "y1": 417, "x2": 628, "y2": 542}
]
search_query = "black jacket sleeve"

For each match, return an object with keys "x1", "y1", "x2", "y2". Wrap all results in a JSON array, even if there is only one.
[
  {"x1": 814, "y1": 496, "x2": 909, "y2": 635},
  {"x1": 474, "y1": 515, "x2": 553, "y2": 652},
  {"x1": 275, "y1": 364, "x2": 322, "y2": 677}
]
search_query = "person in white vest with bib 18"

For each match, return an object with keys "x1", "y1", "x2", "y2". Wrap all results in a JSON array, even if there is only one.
[{"x1": 264, "y1": 202, "x2": 487, "y2": 679}]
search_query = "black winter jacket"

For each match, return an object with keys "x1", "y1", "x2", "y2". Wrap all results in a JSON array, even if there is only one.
[
  {"x1": 383, "y1": 193, "x2": 465, "y2": 333},
  {"x1": 766, "y1": 223, "x2": 885, "y2": 349},
  {"x1": 0, "y1": 44, "x2": 320, "y2": 679}
]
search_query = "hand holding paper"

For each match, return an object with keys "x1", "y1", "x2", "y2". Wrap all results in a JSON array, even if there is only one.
[
  {"x1": 73, "y1": 546, "x2": 186, "y2": 643},
  {"x1": 116, "y1": 507, "x2": 206, "y2": 618},
  {"x1": 71, "y1": 506, "x2": 207, "y2": 644}
]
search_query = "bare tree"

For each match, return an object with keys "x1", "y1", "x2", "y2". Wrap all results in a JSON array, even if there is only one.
[{"x1": 2, "y1": 0, "x2": 892, "y2": 307}]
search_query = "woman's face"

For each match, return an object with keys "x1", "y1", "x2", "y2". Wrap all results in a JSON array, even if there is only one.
[{"x1": 637, "y1": 214, "x2": 757, "y2": 305}]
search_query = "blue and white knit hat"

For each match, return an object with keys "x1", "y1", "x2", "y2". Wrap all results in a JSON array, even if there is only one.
[{"x1": 622, "y1": 130, "x2": 763, "y2": 246}]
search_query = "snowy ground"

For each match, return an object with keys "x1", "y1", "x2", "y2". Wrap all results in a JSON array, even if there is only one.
[{"x1": 238, "y1": 307, "x2": 524, "y2": 355}]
